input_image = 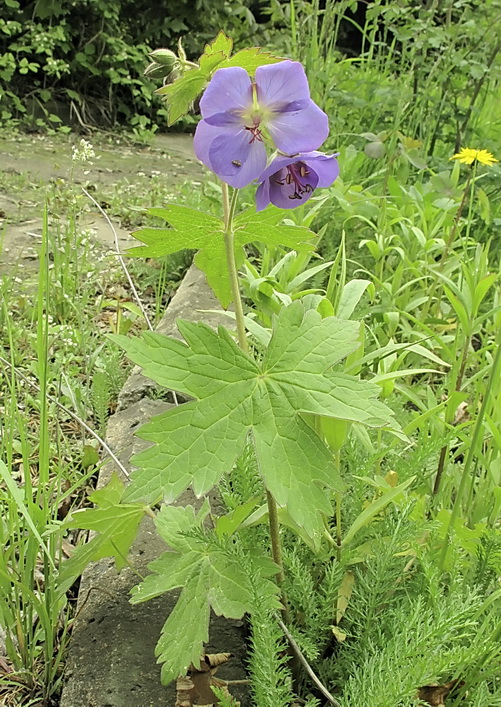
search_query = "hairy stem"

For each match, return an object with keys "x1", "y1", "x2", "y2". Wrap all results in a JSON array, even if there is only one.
[
  {"x1": 220, "y1": 181, "x2": 290, "y2": 622},
  {"x1": 222, "y1": 182, "x2": 248, "y2": 353}
]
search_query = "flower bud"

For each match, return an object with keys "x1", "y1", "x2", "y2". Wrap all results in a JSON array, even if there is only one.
[
  {"x1": 148, "y1": 48, "x2": 178, "y2": 70},
  {"x1": 144, "y1": 61, "x2": 170, "y2": 79}
]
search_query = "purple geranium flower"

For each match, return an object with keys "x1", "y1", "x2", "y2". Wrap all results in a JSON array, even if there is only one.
[
  {"x1": 194, "y1": 61, "x2": 329, "y2": 188},
  {"x1": 255, "y1": 151, "x2": 339, "y2": 211}
]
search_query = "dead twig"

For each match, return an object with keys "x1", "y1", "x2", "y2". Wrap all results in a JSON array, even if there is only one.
[{"x1": 278, "y1": 618, "x2": 341, "y2": 707}]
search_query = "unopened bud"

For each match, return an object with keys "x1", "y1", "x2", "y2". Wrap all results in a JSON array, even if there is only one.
[{"x1": 148, "y1": 48, "x2": 178, "y2": 70}]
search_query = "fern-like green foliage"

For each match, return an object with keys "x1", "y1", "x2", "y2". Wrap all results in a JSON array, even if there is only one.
[
  {"x1": 112, "y1": 301, "x2": 397, "y2": 541},
  {"x1": 247, "y1": 604, "x2": 294, "y2": 707}
]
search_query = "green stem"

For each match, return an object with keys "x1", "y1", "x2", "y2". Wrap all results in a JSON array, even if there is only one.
[
  {"x1": 438, "y1": 333, "x2": 501, "y2": 571},
  {"x1": 220, "y1": 181, "x2": 290, "y2": 622},
  {"x1": 222, "y1": 182, "x2": 248, "y2": 353},
  {"x1": 267, "y1": 489, "x2": 291, "y2": 624},
  {"x1": 432, "y1": 331, "x2": 471, "y2": 496}
]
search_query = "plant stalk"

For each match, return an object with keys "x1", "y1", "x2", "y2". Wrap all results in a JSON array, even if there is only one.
[{"x1": 220, "y1": 181, "x2": 290, "y2": 623}]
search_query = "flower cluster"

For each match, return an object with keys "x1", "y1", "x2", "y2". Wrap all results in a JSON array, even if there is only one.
[
  {"x1": 72, "y1": 138, "x2": 96, "y2": 163},
  {"x1": 194, "y1": 61, "x2": 339, "y2": 209}
]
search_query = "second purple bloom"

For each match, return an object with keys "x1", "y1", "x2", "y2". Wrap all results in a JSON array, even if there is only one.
[{"x1": 255, "y1": 152, "x2": 340, "y2": 211}]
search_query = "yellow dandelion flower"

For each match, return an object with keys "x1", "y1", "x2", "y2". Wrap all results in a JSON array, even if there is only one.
[{"x1": 450, "y1": 147, "x2": 498, "y2": 166}]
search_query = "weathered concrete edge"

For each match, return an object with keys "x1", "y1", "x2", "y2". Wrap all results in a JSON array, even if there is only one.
[{"x1": 61, "y1": 265, "x2": 249, "y2": 707}]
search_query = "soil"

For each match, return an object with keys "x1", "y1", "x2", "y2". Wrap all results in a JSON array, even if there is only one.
[{"x1": 0, "y1": 131, "x2": 201, "y2": 274}]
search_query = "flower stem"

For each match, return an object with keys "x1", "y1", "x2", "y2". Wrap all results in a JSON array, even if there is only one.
[
  {"x1": 221, "y1": 182, "x2": 248, "y2": 353},
  {"x1": 220, "y1": 180, "x2": 290, "y2": 623}
]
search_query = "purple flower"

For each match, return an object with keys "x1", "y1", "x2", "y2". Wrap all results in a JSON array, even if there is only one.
[
  {"x1": 194, "y1": 61, "x2": 329, "y2": 188},
  {"x1": 255, "y1": 152, "x2": 339, "y2": 211}
]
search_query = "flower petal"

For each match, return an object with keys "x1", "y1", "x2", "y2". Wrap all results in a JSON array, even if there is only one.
[
  {"x1": 268, "y1": 164, "x2": 319, "y2": 209},
  {"x1": 267, "y1": 101, "x2": 329, "y2": 154},
  {"x1": 256, "y1": 61, "x2": 311, "y2": 108},
  {"x1": 193, "y1": 119, "x2": 223, "y2": 169},
  {"x1": 255, "y1": 179, "x2": 271, "y2": 211},
  {"x1": 258, "y1": 154, "x2": 298, "y2": 182},
  {"x1": 199, "y1": 67, "x2": 252, "y2": 118},
  {"x1": 304, "y1": 153, "x2": 340, "y2": 187},
  {"x1": 208, "y1": 129, "x2": 267, "y2": 188}
]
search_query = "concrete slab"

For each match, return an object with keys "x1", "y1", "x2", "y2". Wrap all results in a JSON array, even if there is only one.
[{"x1": 61, "y1": 266, "x2": 249, "y2": 707}]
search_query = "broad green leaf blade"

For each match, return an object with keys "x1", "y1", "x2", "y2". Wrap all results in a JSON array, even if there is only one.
[
  {"x1": 215, "y1": 498, "x2": 260, "y2": 538},
  {"x1": 155, "y1": 502, "x2": 210, "y2": 552},
  {"x1": 252, "y1": 390, "x2": 341, "y2": 540},
  {"x1": 202, "y1": 31, "x2": 233, "y2": 59},
  {"x1": 116, "y1": 302, "x2": 396, "y2": 539},
  {"x1": 112, "y1": 320, "x2": 259, "y2": 399},
  {"x1": 63, "y1": 501, "x2": 144, "y2": 570},
  {"x1": 124, "y1": 392, "x2": 251, "y2": 504},
  {"x1": 157, "y1": 71, "x2": 208, "y2": 125},
  {"x1": 194, "y1": 239, "x2": 245, "y2": 309},
  {"x1": 234, "y1": 208, "x2": 316, "y2": 251},
  {"x1": 130, "y1": 551, "x2": 199, "y2": 602},
  {"x1": 156, "y1": 569, "x2": 211, "y2": 683},
  {"x1": 128, "y1": 205, "x2": 223, "y2": 258},
  {"x1": 283, "y1": 371, "x2": 396, "y2": 426},
  {"x1": 337, "y1": 279, "x2": 371, "y2": 319},
  {"x1": 219, "y1": 47, "x2": 284, "y2": 73},
  {"x1": 208, "y1": 552, "x2": 254, "y2": 616},
  {"x1": 263, "y1": 301, "x2": 360, "y2": 373}
]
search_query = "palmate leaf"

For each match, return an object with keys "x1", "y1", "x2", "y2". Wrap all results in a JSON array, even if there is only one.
[
  {"x1": 157, "y1": 32, "x2": 283, "y2": 125},
  {"x1": 129, "y1": 205, "x2": 315, "y2": 308},
  {"x1": 113, "y1": 302, "x2": 397, "y2": 540},
  {"x1": 57, "y1": 473, "x2": 146, "y2": 595},
  {"x1": 130, "y1": 504, "x2": 280, "y2": 685}
]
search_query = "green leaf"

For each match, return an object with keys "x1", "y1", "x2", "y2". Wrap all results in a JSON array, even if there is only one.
[
  {"x1": 157, "y1": 33, "x2": 281, "y2": 124},
  {"x1": 130, "y1": 205, "x2": 316, "y2": 308},
  {"x1": 157, "y1": 71, "x2": 208, "y2": 125},
  {"x1": 336, "y1": 279, "x2": 371, "y2": 319},
  {"x1": 114, "y1": 302, "x2": 397, "y2": 540},
  {"x1": 234, "y1": 208, "x2": 316, "y2": 252},
  {"x1": 219, "y1": 47, "x2": 284, "y2": 74},
  {"x1": 131, "y1": 504, "x2": 279, "y2": 684},
  {"x1": 215, "y1": 498, "x2": 260, "y2": 538},
  {"x1": 343, "y1": 477, "x2": 415, "y2": 546},
  {"x1": 59, "y1": 473, "x2": 145, "y2": 583},
  {"x1": 203, "y1": 31, "x2": 233, "y2": 59}
]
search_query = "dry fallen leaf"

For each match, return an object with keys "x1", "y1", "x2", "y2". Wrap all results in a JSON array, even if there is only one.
[
  {"x1": 175, "y1": 653, "x2": 235, "y2": 706},
  {"x1": 418, "y1": 679, "x2": 464, "y2": 706}
]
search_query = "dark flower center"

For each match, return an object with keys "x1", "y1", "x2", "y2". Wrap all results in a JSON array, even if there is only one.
[{"x1": 274, "y1": 162, "x2": 313, "y2": 200}]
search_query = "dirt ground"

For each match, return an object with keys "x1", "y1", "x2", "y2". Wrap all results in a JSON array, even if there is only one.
[{"x1": 0, "y1": 131, "x2": 201, "y2": 273}]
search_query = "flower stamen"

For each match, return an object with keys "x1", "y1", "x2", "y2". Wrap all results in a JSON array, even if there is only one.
[{"x1": 245, "y1": 126, "x2": 263, "y2": 144}]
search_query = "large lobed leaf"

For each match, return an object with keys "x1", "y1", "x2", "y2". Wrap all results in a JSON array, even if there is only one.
[
  {"x1": 129, "y1": 205, "x2": 315, "y2": 308},
  {"x1": 113, "y1": 301, "x2": 397, "y2": 541}
]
